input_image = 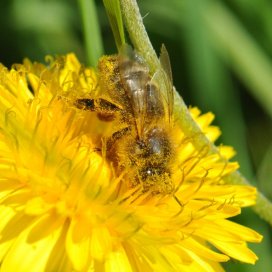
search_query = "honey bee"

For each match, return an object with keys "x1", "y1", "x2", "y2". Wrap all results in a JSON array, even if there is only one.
[{"x1": 76, "y1": 45, "x2": 176, "y2": 195}]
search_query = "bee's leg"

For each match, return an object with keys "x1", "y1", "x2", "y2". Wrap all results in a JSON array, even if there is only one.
[
  {"x1": 105, "y1": 126, "x2": 130, "y2": 167},
  {"x1": 75, "y1": 98, "x2": 95, "y2": 110},
  {"x1": 107, "y1": 126, "x2": 130, "y2": 150},
  {"x1": 75, "y1": 98, "x2": 121, "y2": 122}
]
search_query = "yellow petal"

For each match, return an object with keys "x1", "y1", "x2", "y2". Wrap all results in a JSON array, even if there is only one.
[
  {"x1": 1, "y1": 215, "x2": 63, "y2": 272},
  {"x1": 105, "y1": 248, "x2": 134, "y2": 272}
]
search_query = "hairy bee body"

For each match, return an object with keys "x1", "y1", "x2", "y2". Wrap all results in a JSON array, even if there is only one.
[{"x1": 77, "y1": 47, "x2": 175, "y2": 194}]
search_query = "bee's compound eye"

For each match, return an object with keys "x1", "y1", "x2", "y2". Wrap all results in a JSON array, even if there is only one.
[
  {"x1": 148, "y1": 137, "x2": 164, "y2": 156},
  {"x1": 146, "y1": 128, "x2": 171, "y2": 159}
]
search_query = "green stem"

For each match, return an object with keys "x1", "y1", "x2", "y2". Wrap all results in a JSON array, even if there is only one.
[
  {"x1": 78, "y1": 0, "x2": 104, "y2": 66},
  {"x1": 120, "y1": 0, "x2": 272, "y2": 226},
  {"x1": 120, "y1": 0, "x2": 159, "y2": 74}
]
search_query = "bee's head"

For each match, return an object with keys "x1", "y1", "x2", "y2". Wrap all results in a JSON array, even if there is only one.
[{"x1": 137, "y1": 164, "x2": 173, "y2": 194}]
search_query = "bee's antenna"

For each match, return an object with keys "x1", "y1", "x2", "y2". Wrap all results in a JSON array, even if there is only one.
[{"x1": 103, "y1": 0, "x2": 126, "y2": 52}]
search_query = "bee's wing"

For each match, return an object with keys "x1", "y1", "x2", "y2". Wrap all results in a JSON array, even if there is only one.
[
  {"x1": 151, "y1": 45, "x2": 174, "y2": 124},
  {"x1": 118, "y1": 49, "x2": 149, "y2": 138}
]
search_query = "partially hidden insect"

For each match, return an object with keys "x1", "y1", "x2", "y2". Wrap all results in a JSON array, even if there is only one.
[{"x1": 76, "y1": 45, "x2": 176, "y2": 195}]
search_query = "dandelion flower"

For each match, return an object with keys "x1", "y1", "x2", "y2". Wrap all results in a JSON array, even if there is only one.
[{"x1": 0, "y1": 54, "x2": 262, "y2": 271}]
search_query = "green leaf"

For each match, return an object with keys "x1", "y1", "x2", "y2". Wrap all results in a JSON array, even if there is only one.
[
  {"x1": 78, "y1": 0, "x2": 103, "y2": 66},
  {"x1": 204, "y1": 1, "x2": 272, "y2": 119},
  {"x1": 103, "y1": 0, "x2": 125, "y2": 51}
]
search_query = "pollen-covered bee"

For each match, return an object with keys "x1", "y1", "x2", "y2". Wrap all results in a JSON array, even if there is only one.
[{"x1": 76, "y1": 46, "x2": 176, "y2": 194}]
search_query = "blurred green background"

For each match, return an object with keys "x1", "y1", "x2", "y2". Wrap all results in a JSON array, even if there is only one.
[{"x1": 0, "y1": 0, "x2": 271, "y2": 270}]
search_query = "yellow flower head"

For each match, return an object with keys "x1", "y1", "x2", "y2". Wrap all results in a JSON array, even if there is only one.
[{"x1": 0, "y1": 54, "x2": 262, "y2": 271}]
